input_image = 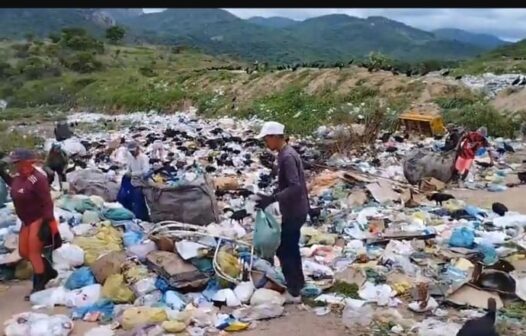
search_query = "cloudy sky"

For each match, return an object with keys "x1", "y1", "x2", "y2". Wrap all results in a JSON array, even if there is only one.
[{"x1": 142, "y1": 8, "x2": 526, "y2": 42}]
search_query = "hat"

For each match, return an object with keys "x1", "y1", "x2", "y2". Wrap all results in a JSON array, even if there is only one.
[
  {"x1": 477, "y1": 126, "x2": 488, "y2": 137},
  {"x1": 256, "y1": 121, "x2": 285, "y2": 139},
  {"x1": 3, "y1": 149, "x2": 36, "y2": 163},
  {"x1": 127, "y1": 141, "x2": 139, "y2": 151}
]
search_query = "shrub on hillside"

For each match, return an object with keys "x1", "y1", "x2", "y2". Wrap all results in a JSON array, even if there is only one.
[
  {"x1": 16, "y1": 56, "x2": 61, "y2": 80},
  {"x1": 61, "y1": 52, "x2": 102, "y2": 73},
  {"x1": 59, "y1": 28, "x2": 104, "y2": 53}
]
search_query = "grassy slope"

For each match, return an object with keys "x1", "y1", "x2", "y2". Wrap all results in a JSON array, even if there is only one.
[{"x1": 1, "y1": 37, "x2": 524, "y2": 137}]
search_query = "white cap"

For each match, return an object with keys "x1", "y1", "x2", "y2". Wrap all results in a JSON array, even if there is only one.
[{"x1": 256, "y1": 121, "x2": 285, "y2": 139}]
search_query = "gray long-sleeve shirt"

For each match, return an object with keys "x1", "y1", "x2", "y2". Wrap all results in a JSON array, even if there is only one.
[{"x1": 275, "y1": 145, "x2": 309, "y2": 220}]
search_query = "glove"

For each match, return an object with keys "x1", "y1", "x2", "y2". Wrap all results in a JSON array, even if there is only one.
[
  {"x1": 255, "y1": 193, "x2": 276, "y2": 210},
  {"x1": 38, "y1": 218, "x2": 52, "y2": 243}
]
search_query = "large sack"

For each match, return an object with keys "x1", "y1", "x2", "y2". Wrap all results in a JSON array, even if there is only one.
[
  {"x1": 68, "y1": 169, "x2": 119, "y2": 202},
  {"x1": 139, "y1": 174, "x2": 219, "y2": 225},
  {"x1": 91, "y1": 251, "x2": 127, "y2": 284},
  {"x1": 403, "y1": 149, "x2": 457, "y2": 185}
]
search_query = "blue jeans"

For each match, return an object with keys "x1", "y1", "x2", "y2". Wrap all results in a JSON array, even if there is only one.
[
  {"x1": 276, "y1": 216, "x2": 306, "y2": 297},
  {"x1": 117, "y1": 175, "x2": 150, "y2": 222}
]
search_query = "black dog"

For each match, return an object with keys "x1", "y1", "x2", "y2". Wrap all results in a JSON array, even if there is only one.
[
  {"x1": 427, "y1": 193, "x2": 455, "y2": 206},
  {"x1": 456, "y1": 298, "x2": 498, "y2": 336},
  {"x1": 492, "y1": 202, "x2": 508, "y2": 217}
]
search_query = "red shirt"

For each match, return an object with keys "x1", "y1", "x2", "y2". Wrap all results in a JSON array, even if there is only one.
[
  {"x1": 458, "y1": 132, "x2": 490, "y2": 160},
  {"x1": 8, "y1": 169, "x2": 54, "y2": 225}
]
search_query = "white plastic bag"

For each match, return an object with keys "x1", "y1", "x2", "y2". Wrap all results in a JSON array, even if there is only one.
[
  {"x1": 53, "y1": 243, "x2": 84, "y2": 269},
  {"x1": 233, "y1": 303, "x2": 284, "y2": 321},
  {"x1": 233, "y1": 281, "x2": 255, "y2": 303},
  {"x1": 342, "y1": 304, "x2": 374, "y2": 328},
  {"x1": 30, "y1": 286, "x2": 69, "y2": 308},
  {"x1": 72, "y1": 224, "x2": 94, "y2": 236},
  {"x1": 250, "y1": 289, "x2": 285, "y2": 306},
  {"x1": 58, "y1": 223, "x2": 74, "y2": 243},
  {"x1": 3, "y1": 312, "x2": 73, "y2": 336},
  {"x1": 126, "y1": 241, "x2": 157, "y2": 261},
  {"x1": 358, "y1": 282, "x2": 396, "y2": 306},
  {"x1": 212, "y1": 289, "x2": 241, "y2": 307},
  {"x1": 84, "y1": 325, "x2": 114, "y2": 336},
  {"x1": 132, "y1": 277, "x2": 157, "y2": 297},
  {"x1": 64, "y1": 284, "x2": 101, "y2": 308}
]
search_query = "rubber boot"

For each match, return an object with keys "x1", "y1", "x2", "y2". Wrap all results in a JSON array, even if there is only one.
[
  {"x1": 25, "y1": 274, "x2": 45, "y2": 301},
  {"x1": 42, "y1": 256, "x2": 58, "y2": 287}
]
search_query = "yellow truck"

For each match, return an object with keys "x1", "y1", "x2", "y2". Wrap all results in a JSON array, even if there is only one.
[{"x1": 398, "y1": 112, "x2": 446, "y2": 137}]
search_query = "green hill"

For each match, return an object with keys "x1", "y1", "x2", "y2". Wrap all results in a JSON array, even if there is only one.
[{"x1": 0, "y1": 8, "x2": 489, "y2": 63}]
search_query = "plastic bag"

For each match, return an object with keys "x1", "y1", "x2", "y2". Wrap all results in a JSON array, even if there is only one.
[
  {"x1": 102, "y1": 274, "x2": 135, "y2": 303},
  {"x1": 126, "y1": 240, "x2": 157, "y2": 261},
  {"x1": 358, "y1": 282, "x2": 396, "y2": 306},
  {"x1": 253, "y1": 210, "x2": 281, "y2": 259},
  {"x1": 121, "y1": 307, "x2": 168, "y2": 331},
  {"x1": 162, "y1": 321, "x2": 187, "y2": 333},
  {"x1": 342, "y1": 304, "x2": 374, "y2": 328},
  {"x1": 250, "y1": 288, "x2": 285, "y2": 306},
  {"x1": 84, "y1": 325, "x2": 115, "y2": 336},
  {"x1": 213, "y1": 289, "x2": 241, "y2": 307},
  {"x1": 30, "y1": 286, "x2": 69, "y2": 308},
  {"x1": 101, "y1": 207, "x2": 134, "y2": 221},
  {"x1": 477, "y1": 244, "x2": 498, "y2": 265},
  {"x1": 73, "y1": 225, "x2": 123, "y2": 266},
  {"x1": 233, "y1": 281, "x2": 255, "y2": 303},
  {"x1": 132, "y1": 277, "x2": 157, "y2": 297},
  {"x1": 64, "y1": 284, "x2": 102, "y2": 308},
  {"x1": 449, "y1": 227, "x2": 475, "y2": 248},
  {"x1": 58, "y1": 223, "x2": 74, "y2": 243},
  {"x1": 3, "y1": 312, "x2": 73, "y2": 336},
  {"x1": 65, "y1": 267, "x2": 96, "y2": 290},
  {"x1": 123, "y1": 230, "x2": 143, "y2": 247},
  {"x1": 52, "y1": 243, "x2": 85, "y2": 269},
  {"x1": 233, "y1": 303, "x2": 284, "y2": 321},
  {"x1": 134, "y1": 290, "x2": 163, "y2": 307},
  {"x1": 71, "y1": 299, "x2": 114, "y2": 322},
  {"x1": 164, "y1": 290, "x2": 187, "y2": 311}
]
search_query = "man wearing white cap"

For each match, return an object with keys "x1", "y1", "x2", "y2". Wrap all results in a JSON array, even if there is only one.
[{"x1": 255, "y1": 121, "x2": 309, "y2": 304}]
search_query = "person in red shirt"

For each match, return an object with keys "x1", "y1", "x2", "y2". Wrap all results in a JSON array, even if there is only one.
[
  {"x1": 455, "y1": 127, "x2": 494, "y2": 184},
  {"x1": 0, "y1": 149, "x2": 61, "y2": 299}
]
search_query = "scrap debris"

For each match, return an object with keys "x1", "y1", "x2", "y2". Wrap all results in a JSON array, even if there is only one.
[{"x1": 1, "y1": 110, "x2": 526, "y2": 335}]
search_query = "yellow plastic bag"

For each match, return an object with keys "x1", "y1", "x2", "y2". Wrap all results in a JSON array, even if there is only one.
[
  {"x1": 122, "y1": 307, "x2": 167, "y2": 330},
  {"x1": 162, "y1": 321, "x2": 187, "y2": 333},
  {"x1": 122, "y1": 262, "x2": 149, "y2": 285},
  {"x1": 102, "y1": 274, "x2": 135, "y2": 303},
  {"x1": 217, "y1": 248, "x2": 241, "y2": 287},
  {"x1": 73, "y1": 224, "x2": 123, "y2": 265}
]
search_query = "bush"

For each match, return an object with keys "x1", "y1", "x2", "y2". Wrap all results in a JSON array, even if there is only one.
[
  {"x1": 0, "y1": 62, "x2": 15, "y2": 79},
  {"x1": 61, "y1": 52, "x2": 102, "y2": 73},
  {"x1": 442, "y1": 102, "x2": 520, "y2": 138},
  {"x1": 16, "y1": 56, "x2": 61, "y2": 80},
  {"x1": 138, "y1": 67, "x2": 157, "y2": 77},
  {"x1": 59, "y1": 28, "x2": 104, "y2": 53}
]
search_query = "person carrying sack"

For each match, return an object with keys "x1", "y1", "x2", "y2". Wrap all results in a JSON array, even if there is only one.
[
  {"x1": 0, "y1": 149, "x2": 61, "y2": 300},
  {"x1": 255, "y1": 121, "x2": 310, "y2": 304}
]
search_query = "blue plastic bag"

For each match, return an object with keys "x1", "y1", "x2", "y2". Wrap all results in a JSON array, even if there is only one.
[
  {"x1": 449, "y1": 227, "x2": 475, "y2": 248},
  {"x1": 123, "y1": 230, "x2": 143, "y2": 247},
  {"x1": 155, "y1": 276, "x2": 170, "y2": 293},
  {"x1": 253, "y1": 210, "x2": 281, "y2": 259},
  {"x1": 71, "y1": 299, "x2": 114, "y2": 322},
  {"x1": 163, "y1": 290, "x2": 187, "y2": 311},
  {"x1": 65, "y1": 266, "x2": 96, "y2": 290},
  {"x1": 478, "y1": 244, "x2": 498, "y2": 265}
]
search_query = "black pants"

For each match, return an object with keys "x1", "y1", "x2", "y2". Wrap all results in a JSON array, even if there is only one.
[{"x1": 276, "y1": 216, "x2": 306, "y2": 297}]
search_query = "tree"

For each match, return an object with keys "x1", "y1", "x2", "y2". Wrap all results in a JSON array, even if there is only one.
[{"x1": 105, "y1": 26, "x2": 126, "y2": 44}]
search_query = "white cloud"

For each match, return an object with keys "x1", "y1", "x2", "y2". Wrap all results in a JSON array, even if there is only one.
[{"x1": 142, "y1": 8, "x2": 526, "y2": 41}]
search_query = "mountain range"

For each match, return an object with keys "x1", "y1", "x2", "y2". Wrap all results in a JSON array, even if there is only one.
[{"x1": 0, "y1": 8, "x2": 515, "y2": 63}]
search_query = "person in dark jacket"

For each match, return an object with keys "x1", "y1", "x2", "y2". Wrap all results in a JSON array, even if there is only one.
[
  {"x1": 54, "y1": 121, "x2": 73, "y2": 142},
  {"x1": 255, "y1": 121, "x2": 309, "y2": 304},
  {"x1": 0, "y1": 149, "x2": 61, "y2": 299},
  {"x1": 442, "y1": 124, "x2": 463, "y2": 152},
  {"x1": 44, "y1": 143, "x2": 69, "y2": 190}
]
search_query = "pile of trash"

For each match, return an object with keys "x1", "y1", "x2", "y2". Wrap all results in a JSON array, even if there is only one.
[
  {"x1": 461, "y1": 73, "x2": 526, "y2": 98},
  {"x1": 1, "y1": 110, "x2": 526, "y2": 336}
]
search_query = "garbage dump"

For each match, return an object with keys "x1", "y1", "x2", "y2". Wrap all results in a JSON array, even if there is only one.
[
  {"x1": 460, "y1": 73, "x2": 526, "y2": 98},
  {"x1": 1, "y1": 109, "x2": 526, "y2": 335}
]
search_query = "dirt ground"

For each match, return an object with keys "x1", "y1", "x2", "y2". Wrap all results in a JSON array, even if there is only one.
[{"x1": 2, "y1": 185, "x2": 525, "y2": 335}]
